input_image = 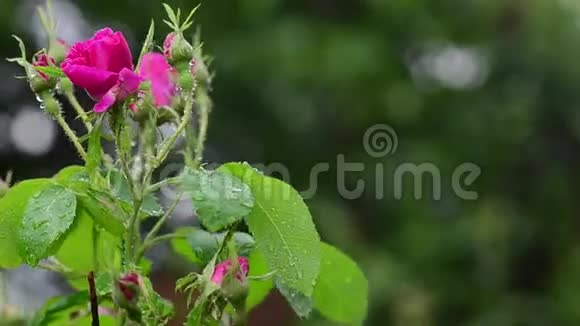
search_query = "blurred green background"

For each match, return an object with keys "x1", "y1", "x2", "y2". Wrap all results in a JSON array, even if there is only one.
[{"x1": 2, "y1": 0, "x2": 580, "y2": 325}]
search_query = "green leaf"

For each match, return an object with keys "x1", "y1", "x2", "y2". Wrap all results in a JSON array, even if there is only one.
[
  {"x1": 77, "y1": 189, "x2": 125, "y2": 237},
  {"x1": 53, "y1": 165, "x2": 126, "y2": 237},
  {"x1": 33, "y1": 65, "x2": 65, "y2": 78},
  {"x1": 171, "y1": 227, "x2": 255, "y2": 265},
  {"x1": 53, "y1": 165, "x2": 89, "y2": 193},
  {"x1": 30, "y1": 291, "x2": 89, "y2": 326},
  {"x1": 180, "y1": 169, "x2": 254, "y2": 232},
  {"x1": 0, "y1": 179, "x2": 52, "y2": 268},
  {"x1": 277, "y1": 281, "x2": 313, "y2": 318},
  {"x1": 246, "y1": 249, "x2": 273, "y2": 311},
  {"x1": 137, "y1": 19, "x2": 155, "y2": 70},
  {"x1": 218, "y1": 163, "x2": 321, "y2": 313},
  {"x1": 55, "y1": 209, "x2": 121, "y2": 287},
  {"x1": 140, "y1": 277, "x2": 175, "y2": 324},
  {"x1": 18, "y1": 184, "x2": 77, "y2": 266},
  {"x1": 108, "y1": 169, "x2": 163, "y2": 217},
  {"x1": 162, "y1": 3, "x2": 178, "y2": 26},
  {"x1": 314, "y1": 243, "x2": 368, "y2": 325}
]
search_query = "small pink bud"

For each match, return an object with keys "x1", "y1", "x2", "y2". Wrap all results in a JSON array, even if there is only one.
[
  {"x1": 163, "y1": 33, "x2": 176, "y2": 59},
  {"x1": 117, "y1": 272, "x2": 140, "y2": 302},
  {"x1": 211, "y1": 257, "x2": 249, "y2": 286},
  {"x1": 162, "y1": 32, "x2": 193, "y2": 64},
  {"x1": 32, "y1": 52, "x2": 56, "y2": 81}
]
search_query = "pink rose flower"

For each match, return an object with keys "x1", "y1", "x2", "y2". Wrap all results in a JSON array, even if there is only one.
[
  {"x1": 32, "y1": 53, "x2": 56, "y2": 80},
  {"x1": 211, "y1": 257, "x2": 250, "y2": 286},
  {"x1": 139, "y1": 53, "x2": 177, "y2": 108},
  {"x1": 61, "y1": 28, "x2": 141, "y2": 113}
]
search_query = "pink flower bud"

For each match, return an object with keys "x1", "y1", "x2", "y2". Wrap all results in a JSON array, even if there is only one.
[
  {"x1": 117, "y1": 272, "x2": 140, "y2": 302},
  {"x1": 163, "y1": 33, "x2": 176, "y2": 59},
  {"x1": 49, "y1": 38, "x2": 69, "y2": 64},
  {"x1": 211, "y1": 257, "x2": 249, "y2": 286},
  {"x1": 162, "y1": 32, "x2": 194, "y2": 64},
  {"x1": 32, "y1": 53, "x2": 56, "y2": 81}
]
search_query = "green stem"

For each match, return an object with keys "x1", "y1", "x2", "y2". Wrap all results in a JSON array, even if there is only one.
[
  {"x1": 110, "y1": 110, "x2": 143, "y2": 266},
  {"x1": 138, "y1": 194, "x2": 183, "y2": 260},
  {"x1": 55, "y1": 114, "x2": 88, "y2": 161},
  {"x1": 193, "y1": 87, "x2": 211, "y2": 168},
  {"x1": 146, "y1": 177, "x2": 180, "y2": 194},
  {"x1": 126, "y1": 197, "x2": 143, "y2": 264},
  {"x1": 184, "y1": 114, "x2": 196, "y2": 168},
  {"x1": 65, "y1": 91, "x2": 92, "y2": 132},
  {"x1": 138, "y1": 233, "x2": 186, "y2": 257},
  {"x1": 155, "y1": 94, "x2": 193, "y2": 168}
]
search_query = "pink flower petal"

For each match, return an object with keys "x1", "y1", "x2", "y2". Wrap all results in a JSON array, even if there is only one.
[
  {"x1": 117, "y1": 68, "x2": 142, "y2": 100},
  {"x1": 94, "y1": 88, "x2": 117, "y2": 113},
  {"x1": 86, "y1": 28, "x2": 133, "y2": 73},
  {"x1": 211, "y1": 257, "x2": 250, "y2": 286},
  {"x1": 62, "y1": 64, "x2": 118, "y2": 99},
  {"x1": 139, "y1": 53, "x2": 177, "y2": 108}
]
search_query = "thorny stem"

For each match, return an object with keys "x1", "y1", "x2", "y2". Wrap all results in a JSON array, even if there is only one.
[
  {"x1": 111, "y1": 111, "x2": 142, "y2": 265},
  {"x1": 155, "y1": 93, "x2": 193, "y2": 168},
  {"x1": 193, "y1": 86, "x2": 211, "y2": 168},
  {"x1": 65, "y1": 91, "x2": 92, "y2": 131},
  {"x1": 55, "y1": 114, "x2": 88, "y2": 161},
  {"x1": 137, "y1": 193, "x2": 183, "y2": 260}
]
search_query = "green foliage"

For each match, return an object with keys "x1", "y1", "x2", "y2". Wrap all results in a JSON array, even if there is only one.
[
  {"x1": 180, "y1": 169, "x2": 254, "y2": 232},
  {"x1": 136, "y1": 19, "x2": 155, "y2": 69},
  {"x1": 55, "y1": 209, "x2": 121, "y2": 287},
  {"x1": 31, "y1": 291, "x2": 116, "y2": 325},
  {"x1": 53, "y1": 165, "x2": 89, "y2": 193},
  {"x1": 171, "y1": 227, "x2": 255, "y2": 265},
  {"x1": 314, "y1": 243, "x2": 368, "y2": 325},
  {"x1": 108, "y1": 169, "x2": 163, "y2": 217},
  {"x1": 86, "y1": 118, "x2": 103, "y2": 181},
  {"x1": 140, "y1": 277, "x2": 175, "y2": 325},
  {"x1": 277, "y1": 281, "x2": 313, "y2": 318},
  {"x1": 219, "y1": 162, "x2": 321, "y2": 316},
  {"x1": 54, "y1": 165, "x2": 125, "y2": 236},
  {"x1": 17, "y1": 184, "x2": 77, "y2": 266},
  {"x1": 0, "y1": 179, "x2": 51, "y2": 268},
  {"x1": 32, "y1": 65, "x2": 65, "y2": 78},
  {"x1": 30, "y1": 291, "x2": 89, "y2": 326}
]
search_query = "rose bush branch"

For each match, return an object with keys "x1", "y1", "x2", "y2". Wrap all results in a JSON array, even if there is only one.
[{"x1": 1, "y1": 2, "x2": 369, "y2": 325}]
